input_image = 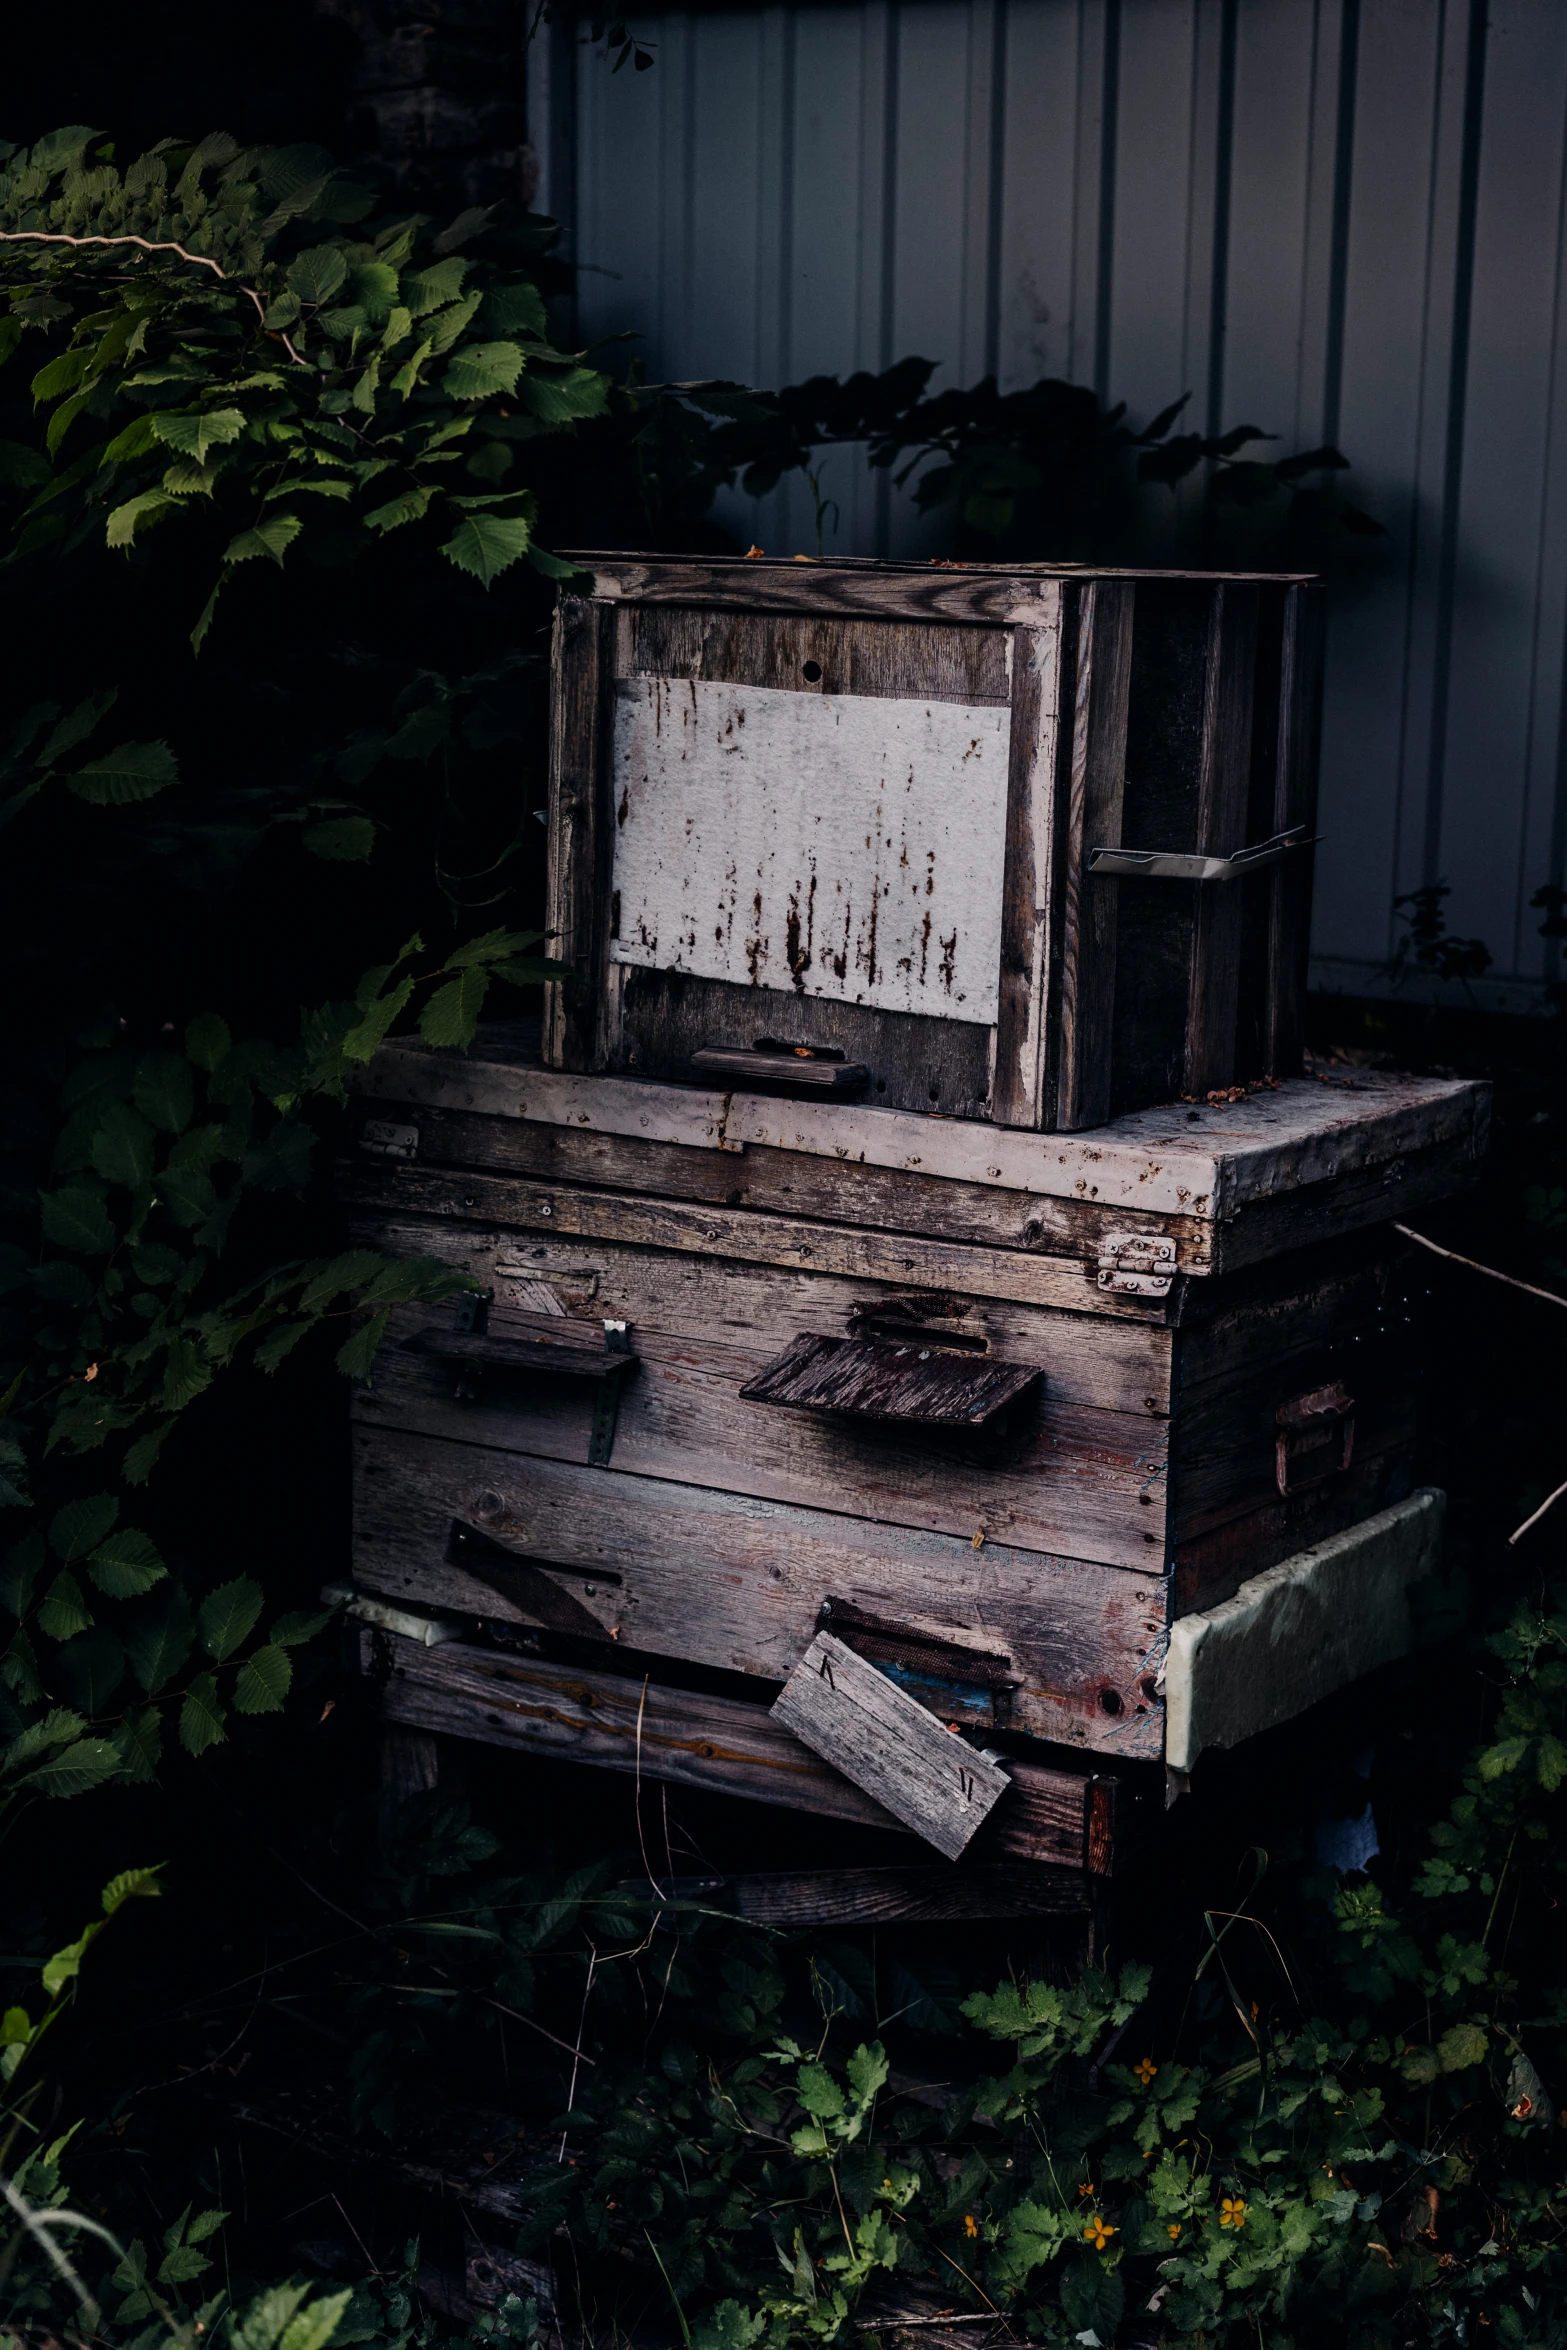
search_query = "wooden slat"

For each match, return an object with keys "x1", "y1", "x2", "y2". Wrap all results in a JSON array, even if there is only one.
[
  {"x1": 364, "y1": 1625, "x2": 1099, "y2": 1860},
  {"x1": 543, "y1": 595, "x2": 617, "y2": 1073},
  {"x1": 738, "y1": 1331, "x2": 1043, "y2": 1428},
  {"x1": 992, "y1": 598, "x2": 1068, "y2": 1128},
  {"x1": 624, "y1": 604, "x2": 1012, "y2": 704},
  {"x1": 567, "y1": 557, "x2": 1314, "y2": 624},
  {"x1": 770, "y1": 1632, "x2": 1011, "y2": 1859},
  {"x1": 1053, "y1": 581, "x2": 1136, "y2": 1130},
  {"x1": 1184, "y1": 585, "x2": 1261, "y2": 1097},
  {"x1": 348, "y1": 1426, "x2": 1171, "y2": 1758},
  {"x1": 1264, "y1": 582, "x2": 1325, "y2": 1079},
  {"x1": 632, "y1": 1863, "x2": 1094, "y2": 1925}
]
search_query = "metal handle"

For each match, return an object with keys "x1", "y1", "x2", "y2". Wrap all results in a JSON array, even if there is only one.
[{"x1": 1088, "y1": 824, "x2": 1315, "y2": 883}]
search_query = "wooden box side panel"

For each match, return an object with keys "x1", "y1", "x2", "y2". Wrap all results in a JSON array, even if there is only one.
[
  {"x1": 349, "y1": 1426, "x2": 1170, "y2": 1759},
  {"x1": 543, "y1": 596, "x2": 618, "y2": 1072}
]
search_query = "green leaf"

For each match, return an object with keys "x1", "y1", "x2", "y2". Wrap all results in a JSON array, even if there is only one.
[
  {"x1": 364, "y1": 484, "x2": 434, "y2": 533},
  {"x1": 185, "y1": 1012, "x2": 232, "y2": 1072},
  {"x1": 519, "y1": 366, "x2": 608, "y2": 423},
  {"x1": 160, "y1": 1334, "x2": 212, "y2": 1410},
  {"x1": 335, "y1": 1314, "x2": 390, "y2": 1382},
  {"x1": 480, "y1": 281, "x2": 548, "y2": 337},
  {"x1": 270, "y1": 1608, "x2": 333, "y2": 1648},
  {"x1": 302, "y1": 815, "x2": 375, "y2": 860},
  {"x1": 225, "y1": 514, "x2": 302, "y2": 568},
  {"x1": 286, "y1": 246, "x2": 349, "y2": 305},
  {"x1": 113, "y1": 1706, "x2": 163, "y2": 1782},
  {"x1": 2, "y1": 1707, "x2": 86, "y2": 1772},
  {"x1": 49, "y1": 1494, "x2": 118, "y2": 1562},
  {"x1": 0, "y1": 1534, "x2": 44, "y2": 1614},
  {"x1": 1437, "y1": 2021, "x2": 1490, "y2": 2073},
  {"x1": 0, "y1": 1428, "x2": 31, "y2": 1512},
  {"x1": 125, "y1": 1586, "x2": 196, "y2": 1695},
  {"x1": 36, "y1": 1569, "x2": 93, "y2": 1639},
  {"x1": 31, "y1": 347, "x2": 91, "y2": 404},
  {"x1": 151, "y1": 408, "x2": 246, "y2": 463},
  {"x1": 68, "y1": 741, "x2": 179, "y2": 804},
  {"x1": 179, "y1": 1671, "x2": 227, "y2": 1755},
  {"x1": 87, "y1": 1529, "x2": 167, "y2": 1597},
  {"x1": 101, "y1": 1866, "x2": 162, "y2": 1915},
  {"x1": 57, "y1": 1627, "x2": 126, "y2": 1713},
  {"x1": 405, "y1": 258, "x2": 471, "y2": 315},
  {"x1": 123, "y1": 1420, "x2": 176, "y2": 1486},
  {"x1": 40, "y1": 691, "x2": 117, "y2": 765},
  {"x1": 440, "y1": 510, "x2": 534, "y2": 585},
  {"x1": 106, "y1": 490, "x2": 178, "y2": 548},
  {"x1": 443, "y1": 340, "x2": 527, "y2": 401},
  {"x1": 133, "y1": 1052, "x2": 194, "y2": 1135},
  {"x1": 0, "y1": 439, "x2": 51, "y2": 490},
  {"x1": 91, "y1": 1102, "x2": 156, "y2": 1188},
  {"x1": 418, "y1": 967, "x2": 489, "y2": 1048},
  {"x1": 234, "y1": 1643, "x2": 292, "y2": 1714},
  {"x1": 39, "y1": 1186, "x2": 114, "y2": 1254},
  {"x1": 341, "y1": 975, "x2": 413, "y2": 1063},
  {"x1": 277, "y1": 2287, "x2": 353, "y2": 2350},
  {"x1": 21, "y1": 1736, "x2": 121, "y2": 1800},
  {"x1": 200, "y1": 1575, "x2": 265, "y2": 1662}
]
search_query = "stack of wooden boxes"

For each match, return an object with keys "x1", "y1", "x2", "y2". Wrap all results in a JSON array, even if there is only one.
[{"x1": 340, "y1": 557, "x2": 1487, "y2": 1930}]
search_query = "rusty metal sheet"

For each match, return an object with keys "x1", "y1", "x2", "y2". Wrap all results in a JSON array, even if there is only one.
[
  {"x1": 609, "y1": 675, "x2": 1012, "y2": 1023},
  {"x1": 739, "y1": 1331, "x2": 1043, "y2": 1427}
]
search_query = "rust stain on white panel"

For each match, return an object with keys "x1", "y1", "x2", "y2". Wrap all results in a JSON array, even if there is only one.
[{"x1": 609, "y1": 678, "x2": 1012, "y2": 1022}]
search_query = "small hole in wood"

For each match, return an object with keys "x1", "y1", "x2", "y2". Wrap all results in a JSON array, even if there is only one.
[
  {"x1": 1140, "y1": 1676, "x2": 1159, "y2": 1701},
  {"x1": 1099, "y1": 1687, "x2": 1123, "y2": 1715},
  {"x1": 801, "y1": 659, "x2": 823, "y2": 682}
]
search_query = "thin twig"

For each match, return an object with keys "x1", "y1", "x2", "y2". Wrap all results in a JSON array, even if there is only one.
[
  {"x1": 1393, "y1": 1223, "x2": 1567, "y2": 1312},
  {"x1": 557, "y1": 1948, "x2": 597, "y2": 2163},
  {"x1": 0, "y1": 229, "x2": 307, "y2": 363},
  {"x1": 1510, "y1": 1473, "x2": 1567, "y2": 1547},
  {"x1": 482, "y1": 1994, "x2": 597, "y2": 2066}
]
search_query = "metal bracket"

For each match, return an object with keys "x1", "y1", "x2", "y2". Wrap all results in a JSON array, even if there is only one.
[
  {"x1": 589, "y1": 1319, "x2": 633, "y2": 1465},
  {"x1": 1087, "y1": 824, "x2": 1314, "y2": 883},
  {"x1": 1096, "y1": 1233, "x2": 1178, "y2": 1297},
  {"x1": 358, "y1": 1118, "x2": 419, "y2": 1160}
]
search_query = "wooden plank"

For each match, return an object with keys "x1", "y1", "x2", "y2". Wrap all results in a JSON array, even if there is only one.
[
  {"x1": 625, "y1": 605, "x2": 1012, "y2": 704},
  {"x1": 738, "y1": 1331, "x2": 1043, "y2": 1428},
  {"x1": 543, "y1": 595, "x2": 617, "y2": 1072},
  {"x1": 1054, "y1": 580, "x2": 1135, "y2": 1130},
  {"x1": 364, "y1": 1624, "x2": 1104, "y2": 1857},
  {"x1": 633, "y1": 1863, "x2": 1094, "y2": 1926},
  {"x1": 348, "y1": 1206, "x2": 1176, "y2": 1415},
  {"x1": 360, "y1": 1031, "x2": 1488, "y2": 1229},
  {"x1": 771, "y1": 1632, "x2": 1011, "y2": 1859},
  {"x1": 348, "y1": 1427, "x2": 1171, "y2": 1758},
  {"x1": 348, "y1": 1105, "x2": 1213, "y2": 1275},
  {"x1": 992, "y1": 600, "x2": 1069, "y2": 1129},
  {"x1": 1264, "y1": 583, "x2": 1324, "y2": 1079},
  {"x1": 567, "y1": 558, "x2": 1315, "y2": 626},
  {"x1": 609, "y1": 675, "x2": 1013, "y2": 1023},
  {"x1": 1183, "y1": 585, "x2": 1260, "y2": 1097},
  {"x1": 356, "y1": 1305, "x2": 1171, "y2": 1570}
]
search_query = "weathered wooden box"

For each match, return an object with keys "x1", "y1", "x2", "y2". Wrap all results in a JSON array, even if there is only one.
[
  {"x1": 545, "y1": 555, "x2": 1322, "y2": 1132},
  {"x1": 340, "y1": 1031, "x2": 1484, "y2": 1861}
]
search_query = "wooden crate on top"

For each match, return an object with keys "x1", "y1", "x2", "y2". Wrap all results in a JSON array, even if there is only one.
[{"x1": 544, "y1": 555, "x2": 1323, "y2": 1131}]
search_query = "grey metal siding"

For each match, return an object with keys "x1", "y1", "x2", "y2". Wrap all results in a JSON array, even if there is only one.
[{"x1": 556, "y1": 0, "x2": 1567, "y2": 997}]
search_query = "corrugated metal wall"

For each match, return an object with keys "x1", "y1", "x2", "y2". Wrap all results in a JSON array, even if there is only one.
[{"x1": 540, "y1": 0, "x2": 1567, "y2": 1000}]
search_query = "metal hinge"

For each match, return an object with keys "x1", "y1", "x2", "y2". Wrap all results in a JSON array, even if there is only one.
[
  {"x1": 359, "y1": 1119, "x2": 419, "y2": 1161},
  {"x1": 1096, "y1": 1233, "x2": 1178, "y2": 1297},
  {"x1": 1087, "y1": 824, "x2": 1314, "y2": 884}
]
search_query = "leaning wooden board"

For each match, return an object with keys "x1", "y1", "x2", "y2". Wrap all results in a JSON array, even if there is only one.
[{"x1": 353, "y1": 1026, "x2": 1488, "y2": 1279}]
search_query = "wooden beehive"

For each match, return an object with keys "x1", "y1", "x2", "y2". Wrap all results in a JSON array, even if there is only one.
[
  {"x1": 544, "y1": 555, "x2": 1323, "y2": 1131},
  {"x1": 339, "y1": 1027, "x2": 1484, "y2": 1882}
]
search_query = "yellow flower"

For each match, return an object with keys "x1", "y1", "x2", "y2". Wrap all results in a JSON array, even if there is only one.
[
  {"x1": 1076, "y1": 2182, "x2": 1095, "y2": 2198},
  {"x1": 1219, "y1": 2198, "x2": 1247, "y2": 2230},
  {"x1": 1083, "y1": 2218, "x2": 1116, "y2": 2252},
  {"x1": 1134, "y1": 2057, "x2": 1158, "y2": 2085},
  {"x1": 963, "y1": 2214, "x2": 978, "y2": 2239},
  {"x1": 1166, "y1": 2223, "x2": 1182, "y2": 2240}
]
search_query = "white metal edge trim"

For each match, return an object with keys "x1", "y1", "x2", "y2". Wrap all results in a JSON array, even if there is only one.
[
  {"x1": 362, "y1": 1045, "x2": 1484, "y2": 1224},
  {"x1": 1161, "y1": 1489, "x2": 1447, "y2": 1772}
]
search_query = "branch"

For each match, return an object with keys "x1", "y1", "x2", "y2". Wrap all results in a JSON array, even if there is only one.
[{"x1": 0, "y1": 230, "x2": 307, "y2": 365}]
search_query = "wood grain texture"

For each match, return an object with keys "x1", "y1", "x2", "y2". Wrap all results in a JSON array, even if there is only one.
[
  {"x1": 1053, "y1": 581, "x2": 1135, "y2": 1130},
  {"x1": 355, "y1": 1302, "x2": 1171, "y2": 1569},
  {"x1": 566, "y1": 558, "x2": 1313, "y2": 625},
  {"x1": 543, "y1": 596, "x2": 617, "y2": 1072},
  {"x1": 348, "y1": 1426, "x2": 1172, "y2": 1757},
  {"x1": 1183, "y1": 585, "x2": 1261, "y2": 1096},
  {"x1": 992, "y1": 601, "x2": 1069, "y2": 1129},
  {"x1": 738, "y1": 1330, "x2": 1044, "y2": 1428},
  {"x1": 347, "y1": 1206, "x2": 1176, "y2": 1414},
  {"x1": 635, "y1": 1862, "x2": 1094, "y2": 1924},
  {"x1": 1265, "y1": 583, "x2": 1325, "y2": 1078},
  {"x1": 362, "y1": 1623, "x2": 1106, "y2": 1857},
  {"x1": 625, "y1": 604, "x2": 1012, "y2": 704},
  {"x1": 771, "y1": 1631, "x2": 1012, "y2": 1858}
]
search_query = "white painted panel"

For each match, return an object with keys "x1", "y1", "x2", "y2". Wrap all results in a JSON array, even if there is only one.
[{"x1": 608, "y1": 678, "x2": 1013, "y2": 1021}]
